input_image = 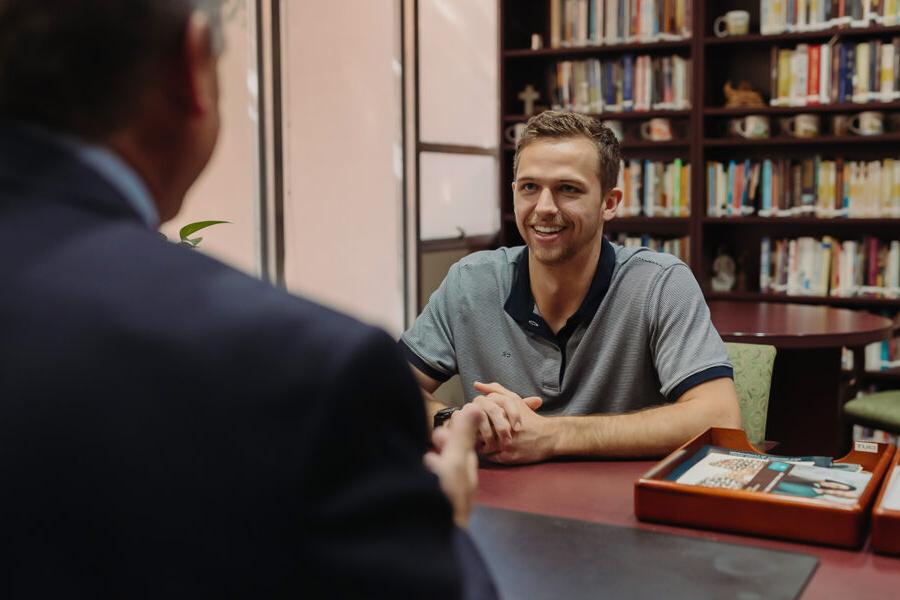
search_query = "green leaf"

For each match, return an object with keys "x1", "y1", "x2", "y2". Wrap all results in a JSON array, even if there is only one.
[{"x1": 178, "y1": 220, "x2": 230, "y2": 244}]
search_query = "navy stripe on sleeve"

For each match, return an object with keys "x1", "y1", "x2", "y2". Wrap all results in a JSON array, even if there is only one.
[
  {"x1": 398, "y1": 340, "x2": 452, "y2": 383},
  {"x1": 667, "y1": 365, "x2": 734, "y2": 402}
]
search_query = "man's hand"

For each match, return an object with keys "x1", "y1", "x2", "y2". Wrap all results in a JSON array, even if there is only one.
[
  {"x1": 471, "y1": 381, "x2": 556, "y2": 464},
  {"x1": 424, "y1": 404, "x2": 482, "y2": 528}
]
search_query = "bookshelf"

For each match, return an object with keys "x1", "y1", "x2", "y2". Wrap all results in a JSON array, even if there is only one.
[{"x1": 499, "y1": 0, "x2": 900, "y2": 382}]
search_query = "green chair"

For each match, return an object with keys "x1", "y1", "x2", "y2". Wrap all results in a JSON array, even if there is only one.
[
  {"x1": 725, "y1": 342, "x2": 777, "y2": 447},
  {"x1": 843, "y1": 389, "x2": 900, "y2": 436}
]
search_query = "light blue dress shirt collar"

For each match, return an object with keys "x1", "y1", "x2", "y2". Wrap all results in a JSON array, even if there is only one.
[{"x1": 29, "y1": 126, "x2": 160, "y2": 229}]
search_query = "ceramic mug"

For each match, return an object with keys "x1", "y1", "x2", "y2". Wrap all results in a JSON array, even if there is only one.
[
  {"x1": 832, "y1": 114, "x2": 852, "y2": 136},
  {"x1": 713, "y1": 10, "x2": 750, "y2": 37},
  {"x1": 602, "y1": 119, "x2": 624, "y2": 141},
  {"x1": 504, "y1": 123, "x2": 527, "y2": 144},
  {"x1": 734, "y1": 114, "x2": 770, "y2": 139},
  {"x1": 849, "y1": 111, "x2": 884, "y2": 135},
  {"x1": 780, "y1": 114, "x2": 820, "y2": 138},
  {"x1": 640, "y1": 118, "x2": 673, "y2": 141}
]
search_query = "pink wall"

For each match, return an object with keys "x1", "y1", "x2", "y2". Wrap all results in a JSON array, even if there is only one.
[
  {"x1": 280, "y1": 1, "x2": 406, "y2": 335},
  {"x1": 162, "y1": 2, "x2": 260, "y2": 276}
]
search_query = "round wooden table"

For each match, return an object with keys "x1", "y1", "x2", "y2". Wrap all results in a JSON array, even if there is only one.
[{"x1": 708, "y1": 301, "x2": 894, "y2": 456}]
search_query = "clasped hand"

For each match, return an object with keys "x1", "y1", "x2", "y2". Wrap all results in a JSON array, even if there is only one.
[{"x1": 461, "y1": 381, "x2": 554, "y2": 464}]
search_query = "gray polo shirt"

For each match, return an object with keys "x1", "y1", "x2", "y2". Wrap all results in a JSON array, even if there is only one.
[{"x1": 401, "y1": 238, "x2": 733, "y2": 415}]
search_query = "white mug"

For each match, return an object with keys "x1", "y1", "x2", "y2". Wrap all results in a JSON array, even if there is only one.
[
  {"x1": 504, "y1": 123, "x2": 527, "y2": 144},
  {"x1": 640, "y1": 118, "x2": 673, "y2": 141},
  {"x1": 780, "y1": 114, "x2": 820, "y2": 138},
  {"x1": 713, "y1": 10, "x2": 750, "y2": 37},
  {"x1": 602, "y1": 119, "x2": 624, "y2": 141},
  {"x1": 734, "y1": 115, "x2": 770, "y2": 139},
  {"x1": 849, "y1": 111, "x2": 884, "y2": 136}
]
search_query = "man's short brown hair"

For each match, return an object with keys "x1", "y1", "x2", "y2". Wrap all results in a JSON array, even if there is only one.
[{"x1": 512, "y1": 111, "x2": 621, "y2": 194}]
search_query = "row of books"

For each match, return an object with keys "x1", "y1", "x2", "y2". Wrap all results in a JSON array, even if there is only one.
[
  {"x1": 761, "y1": 0, "x2": 900, "y2": 35},
  {"x1": 843, "y1": 339, "x2": 900, "y2": 371},
  {"x1": 705, "y1": 157, "x2": 900, "y2": 218},
  {"x1": 608, "y1": 233, "x2": 690, "y2": 261},
  {"x1": 552, "y1": 55, "x2": 691, "y2": 113},
  {"x1": 770, "y1": 39, "x2": 900, "y2": 106},
  {"x1": 759, "y1": 236, "x2": 900, "y2": 297},
  {"x1": 864, "y1": 334, "x2": 900, "y2": 370},
  {"x1": 616, "y1": 159, "x2": 691, "y2": 217},
  {"x1": 549, "y1": 0, "x2": 692, "y2": 48}
]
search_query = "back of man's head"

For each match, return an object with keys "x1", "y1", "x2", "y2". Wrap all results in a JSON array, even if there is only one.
[{"x1": 0, "y1": 0, "x2": 222, "y2": 141}]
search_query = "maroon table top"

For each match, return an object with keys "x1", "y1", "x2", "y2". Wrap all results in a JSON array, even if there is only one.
[
  {"x1": 476, "y1": 460, "x2": 900, "y2": 598},
  {"x1": 708, "y1": 301, "x2": 894, "y2": 349}
]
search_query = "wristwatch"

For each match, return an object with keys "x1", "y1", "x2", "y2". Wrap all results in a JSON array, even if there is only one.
[{"x1": 433, "y1": 406, "x2": 460, "y2": 429}]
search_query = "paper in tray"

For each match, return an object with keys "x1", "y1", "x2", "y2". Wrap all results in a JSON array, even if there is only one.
[{"x1": 634, "y1": 428, "x2": 895, "y2": 549}]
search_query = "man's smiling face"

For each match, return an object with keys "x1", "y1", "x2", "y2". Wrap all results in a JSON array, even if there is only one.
[{"x1": 512, "y1": 136, "x2": 607, "y2": 266}]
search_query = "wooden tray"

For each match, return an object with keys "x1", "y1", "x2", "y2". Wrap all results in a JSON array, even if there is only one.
[
  {"x1": 634, "y1": 428, "x2": 895, "y2": 549},
  {"x1": 871, "y1": 447, "x2": 900, "y2": 555}
]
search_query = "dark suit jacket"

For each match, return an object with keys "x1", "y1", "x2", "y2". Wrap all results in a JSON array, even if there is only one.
[{"x1": 0, "y1": 124, "x2": 491, "y2": 598}]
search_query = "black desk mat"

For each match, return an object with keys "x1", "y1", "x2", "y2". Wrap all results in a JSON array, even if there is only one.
[{"x1": 469, "y1": 506, "x2": 818, "y2": 600}]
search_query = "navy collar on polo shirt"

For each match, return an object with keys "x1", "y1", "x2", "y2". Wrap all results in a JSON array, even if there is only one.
[{"x1": 504, "y1": 236, "x2": 616, "y2": 343}]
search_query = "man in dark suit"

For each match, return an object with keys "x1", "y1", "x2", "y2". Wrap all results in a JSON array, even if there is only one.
[{"x1": 0, "y1": 1, "x2": 492, "y2": 597}]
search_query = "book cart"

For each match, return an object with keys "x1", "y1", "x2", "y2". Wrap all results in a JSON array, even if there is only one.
[
  {"x1": 871, "y1": 443, "x2": 900, "y2": 554},
  {"x1": 634, "y1": 427, "x2": 895, "y2": 548}
]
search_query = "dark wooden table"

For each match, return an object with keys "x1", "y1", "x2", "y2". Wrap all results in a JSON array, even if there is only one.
[
  {"x1": 476, "y1": 460, "x2": 900, "y2": 599},
  {"x1": 708, "y1": 301, "x2": 893, "y2": 456}
]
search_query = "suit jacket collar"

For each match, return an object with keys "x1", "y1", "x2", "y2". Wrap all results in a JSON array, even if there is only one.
[{"x1": 0, "y1": 122, "x2": 150, "y2": 226}]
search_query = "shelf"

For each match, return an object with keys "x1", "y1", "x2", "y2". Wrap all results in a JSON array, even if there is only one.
[
  {"x1": 861, "y1": 368, "x2": 900, "y2": 382},
  {"x1": 703, "y1": 24, "x2": 900, "y2": 46},
  {"x1": 704, "y1": 101, "x2": 900, "y2": 117},
  {"x1": 502, "y1": 139, "x2": 689, "y2": 152},
  {"x1": 505, "y1": 109, "x2": 691, "y2": 123},
  {"x1": 606, "y1": 216, "x2": 691, "y2": 235},
  {"x1": 704, "y1": 133, "x2": 900, "y2": 147},
  {"x1": 705, "y1": 291, "x2": 900, "y2": 308},
  {"x1": 702, "y1": 217, "x2": 900, "y2": 226},
  {"x1": 504, "y1": 39, "x2": 690, "y2": 58},
  {"x1": 501, "y1": 213, "x2": 690, "y2": 234}
]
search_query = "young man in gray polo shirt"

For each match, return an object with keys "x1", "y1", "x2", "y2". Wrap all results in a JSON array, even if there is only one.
[{"x1": 401, "y1": 111, "x2": 741, "y2": 463}]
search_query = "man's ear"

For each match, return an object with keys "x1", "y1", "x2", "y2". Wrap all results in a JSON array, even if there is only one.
[
  {"x1": 180, "y1": 12, "x2": 218, "y2": 116},
  {"x1": 602, "y1": 188, "x2": 623, "y2": 221}
]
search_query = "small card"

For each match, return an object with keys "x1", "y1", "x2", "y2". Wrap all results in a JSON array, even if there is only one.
[{"x1": 854, "y1": 441, "x2": 879, "y2": 454}]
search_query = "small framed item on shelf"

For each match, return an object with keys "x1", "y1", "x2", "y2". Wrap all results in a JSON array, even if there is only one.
[
  {"x1": 635, "y1": 427, "x2": 895, "y2": 548},
  {"x1": 871, "y1": 445, "x2": 900, "y2": 555}
]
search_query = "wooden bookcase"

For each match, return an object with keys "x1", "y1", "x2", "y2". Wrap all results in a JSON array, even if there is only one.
[{"x1": 499, "y1": 0, "x2": 900, "y2": 385}]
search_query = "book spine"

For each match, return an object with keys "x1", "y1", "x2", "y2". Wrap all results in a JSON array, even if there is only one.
[
  {"x1": 673, "y1": 157, "x2": 682, "y2": 215},
  {"x1": 623, "y1": 54, "x2": 634, "y2": 110},
  {"x1": 844, "y1": 44, "x2": 855, "y2": 103},
  {"x1": 726, "y1": 160, "x2": 735, "y2": 216},
  {"x1": 792, "y1": 44, "x2": 809, "y2": 105},
  {"x1": 552, "y1": 0, "x2": 562, "y2": 47},
  {"x1": 881, "y1": 40, "x2": 895, "y2": 100},
  {"x1": 808, "y1": 44, "x2": 821, "y2": 103},
  {"x1": 820, "y1": 43, "x2": 831, "y2": 103}
]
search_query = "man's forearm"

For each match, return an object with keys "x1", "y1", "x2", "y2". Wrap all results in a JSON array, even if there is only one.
[{"x1": 549, "y1": 380, "x2": 741, "y2": 458}]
